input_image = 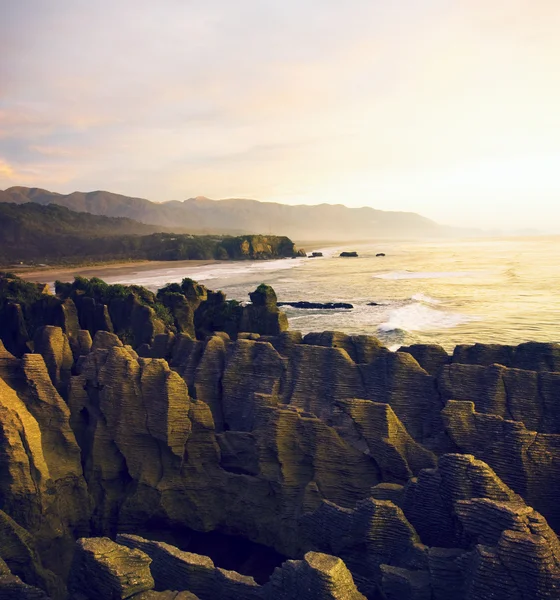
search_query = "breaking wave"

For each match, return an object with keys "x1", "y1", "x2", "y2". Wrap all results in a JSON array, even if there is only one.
[{"x1": 378, "y1": 303, "x2": 476, "y2": 333}]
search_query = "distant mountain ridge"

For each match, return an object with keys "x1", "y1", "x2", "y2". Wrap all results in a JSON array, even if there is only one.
[{"x1": 0, "y1": 186, "x2": 444, "y2": 239}]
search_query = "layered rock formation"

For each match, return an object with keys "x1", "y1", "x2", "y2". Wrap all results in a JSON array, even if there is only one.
[{"x1": 0, "y1": 278, "x2": 559, "y2": 598}]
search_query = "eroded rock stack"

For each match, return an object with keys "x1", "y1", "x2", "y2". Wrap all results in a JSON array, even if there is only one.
[{"x1": 0, "y1": 278, "x2": 559, "y2": 599}]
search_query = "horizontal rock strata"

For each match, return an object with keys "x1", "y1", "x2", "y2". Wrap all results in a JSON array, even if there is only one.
[{"x1": 0, "y1": 278, "x2": 558, "y2": 599}]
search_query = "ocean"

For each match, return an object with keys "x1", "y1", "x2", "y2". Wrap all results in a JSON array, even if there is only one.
[{"x1": 93, "y1": 236, "x2": 560, "y2": 352}]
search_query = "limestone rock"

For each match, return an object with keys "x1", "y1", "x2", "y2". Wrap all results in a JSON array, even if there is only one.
[
  {"x1": 332, "y1": 399, "x2": 437, "y2": 482},
  {"x1": 262, "y1": 551, "x2": 366, "y2": 600},
  {"x1": 283, "y1": 343, "x2": 365, "y2": 422},
  {"x1": 92, "y1": 330, "x2": 124, "y2": 352},
  {"x1": 32, "y1": 326, "x2": 73, "y2": 394},
  {"x1": 116, "y1": 535, "x2": 259, "y2": 600},
  {"x1": 301, "y1": 498, "x2": 425, "y2": 596},
  {"x1": 193, "y1": 336, "x2": 227, "y2": 431},
  {"x1": 239, "y1": 285, "x2": 288, "y2": 336},
  {"x1": 398, "y1": 344, "x2": 450, "y2": 375},
  {"x1": 0, "y1": 559, "x2": 50, "y2": 600},
  {"x1": 360, "y1": 352, "x2": 442, "y2": 444},
  {"x1": 380, "y1": 565, "x2": 431, "y2": 600},
  {"x1": 14, "y1": 354, "x2": 90, "y2": 579},
  {"x1": 1, "y1": 303, "x2": 30, "y2": 356},
  {"x1": 131, "y1": 300, "x2": 166, "y2": 348},
  {"x1": 57, "y1": 297, "x2": 81, "y2": 341},
  {"x1": 0, "y1": 340, "x2": 19, "y2": 383},
  {"x1": 266, "y1": 330, "x2": 303, "y2": 357},
  {"x1": 132, "y1": 592, "x2": 199, "y2": 600},
  {"x1": 0, "y1": 510, "x2": 62, "y2": 599},
  {"x1": 460, "y1": 503, "x2": 560, "y2": 599},
  {"x1": 439, "y1": 362, "x2": 560, "y2": 434},
  {"x1": 221, "y1": 340, "x2": 285, "y2": 431},
  {"x1": 69, "y1": 537, "x2": 154, "y2": 599},
  {"x1": 452, "y1": 341, "x2": 560, "y2": 372},
  {"x1": 442, "y1": 400, "x2": 560, "y2": 530},
  {"x1": 452, "y1": 343, "x2": 516, "y2": 368},
  {"x1": 402, "y1": 454, "x2": 521, "y2": 548},
  {"x1": 303, "y1": 331, "x2": 389, "y2": 364}
]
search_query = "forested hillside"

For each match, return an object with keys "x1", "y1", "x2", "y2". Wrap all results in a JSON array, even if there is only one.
[{"x1": 0, "y1": 203, "x2": 301, "y2": 264}]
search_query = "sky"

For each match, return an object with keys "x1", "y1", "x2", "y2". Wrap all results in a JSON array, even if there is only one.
[{"x1": 1, "y1": 0, "x2": 560, "y2": 231}]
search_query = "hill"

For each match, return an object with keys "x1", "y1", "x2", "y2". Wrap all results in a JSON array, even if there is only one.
[
  {"x1": 0, "y1": 186, "x2": 445, "y2": 239},
  {"x1": 0, "y1": 203, "x2": 301, "y2": 264}
]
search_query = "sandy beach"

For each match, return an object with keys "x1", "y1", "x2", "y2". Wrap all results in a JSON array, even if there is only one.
[{"x1": 15, "y1": 259, "x2": 221, "y2": 284}]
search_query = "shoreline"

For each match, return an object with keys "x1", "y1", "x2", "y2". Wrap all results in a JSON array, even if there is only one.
[{"x1": 14, "y1": 259, "x2": 222, "y2": 283}]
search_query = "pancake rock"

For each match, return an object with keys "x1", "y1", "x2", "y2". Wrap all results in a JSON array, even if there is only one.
[{"x1": 0, "y1": 277, "x2": 559, "y2": 599}]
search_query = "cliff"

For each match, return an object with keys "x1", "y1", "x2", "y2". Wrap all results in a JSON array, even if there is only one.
[
  {"x1": 0, "y1": 203, "x2": 303, "y2": 265},
  {"x1": 0, "y1": 278, "x2": 559, "y2": 599}
]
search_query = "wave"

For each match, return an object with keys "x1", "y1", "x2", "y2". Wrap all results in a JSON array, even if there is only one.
[
  {"x1": 103, "y1": 257, "x2": 307, "y2": 290},
  {"x1": 410, "y1": 292, "x2": 441, "y2": 305},
  {"x1": 378, "y1": 303, "x2": 477, "y2": 333},
  {"x1": 373, "y1": 270, "x2": 482, "y2": 280}
]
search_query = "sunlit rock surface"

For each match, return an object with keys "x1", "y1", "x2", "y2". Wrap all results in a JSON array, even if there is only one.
[{"x1": 0, "y1": 279, "x2": 559, "y2": 598}]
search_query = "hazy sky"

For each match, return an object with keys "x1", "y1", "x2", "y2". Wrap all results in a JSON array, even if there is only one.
[{"x1": 1, "y1": 1, "x2": 559, "y2": 231}]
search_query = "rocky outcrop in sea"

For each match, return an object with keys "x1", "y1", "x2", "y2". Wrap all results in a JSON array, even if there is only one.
[{"x1": 0, "y1": 273, "x2": 559, "y2": 599}]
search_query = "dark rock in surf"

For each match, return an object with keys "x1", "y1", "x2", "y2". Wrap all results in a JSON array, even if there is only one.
[
  {"x1": 339, "y1": 251, "x2": 358, "y2": 257},
  {"x1": 277, "y1": 301, "x2": 353, "y2": 310},
  {"x1": 376, "y1": 253, "x2": 386, "y2": 257}
]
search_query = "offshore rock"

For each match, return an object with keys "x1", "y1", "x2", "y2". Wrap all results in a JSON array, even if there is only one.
[
  {"x1": 69, "y1": 537, "x2": 154, "y2": 599},
  {"x1": 278, "y1": 301, "x2": 354, "y2": 309}
]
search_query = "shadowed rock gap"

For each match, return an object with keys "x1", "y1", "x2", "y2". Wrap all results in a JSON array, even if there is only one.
[{"x1": 125, "y1": 520, "x2": 288, "y2": 585}]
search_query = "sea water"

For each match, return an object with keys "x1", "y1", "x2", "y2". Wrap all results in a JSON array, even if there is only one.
[{"x1": 97, "y1": 236, "x2": 560, "y2": 352}]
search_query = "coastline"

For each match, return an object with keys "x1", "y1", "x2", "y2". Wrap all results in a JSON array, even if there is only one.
[{"x1": 14, "y1": 259, "x2": 222, "y2": 284}]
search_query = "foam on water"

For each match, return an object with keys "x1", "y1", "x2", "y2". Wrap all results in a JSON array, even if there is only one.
[
  {"x1": 410, "y1": 292, "x2": 441, "y2": 305},
  {"x1": 378, "y1": 303, "x2": 477, "y2": 333},
  {"x1": 103, "y1": 257, "x2": 307, "y2": 290},
  {"x1": 373, "y1": 270, "x2": 484, "y2": 280}
]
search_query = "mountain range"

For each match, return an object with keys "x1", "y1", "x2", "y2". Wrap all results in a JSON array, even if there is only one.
[{"x1": 0, "y1": 186, "x2": 445, "y2": 240}]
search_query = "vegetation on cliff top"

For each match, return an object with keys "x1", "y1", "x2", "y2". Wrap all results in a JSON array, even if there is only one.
[{"x1": 0, "y1": 202, "x2": 302, "y2": 265}]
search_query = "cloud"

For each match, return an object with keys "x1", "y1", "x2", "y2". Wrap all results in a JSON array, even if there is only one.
[
  {"x1": 0, "y1": 159, "x2": 17, "y2": 179},
  {"x1": 0, "y1": 1, "x2": 559, "y2": 229}
]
